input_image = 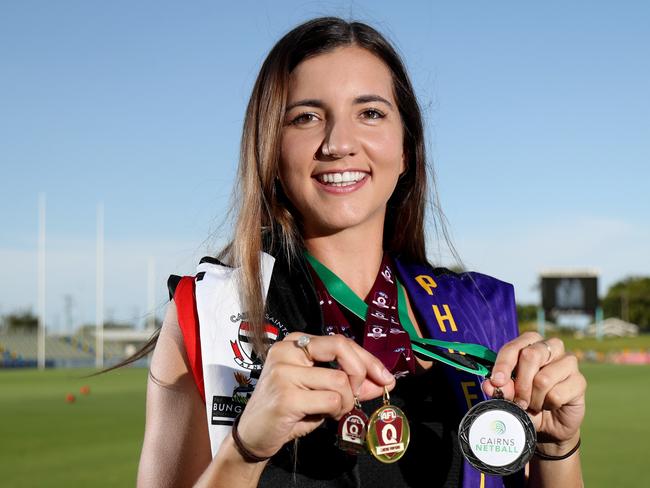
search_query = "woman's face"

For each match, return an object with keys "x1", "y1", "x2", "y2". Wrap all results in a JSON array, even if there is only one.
[{"x1": 279, "y1": 45, "x2": 405, "y2": 238}]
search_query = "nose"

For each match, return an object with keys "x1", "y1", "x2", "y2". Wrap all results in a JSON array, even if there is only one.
[{"x1": 321, "y1": 115, "x2": 358, "y2": 159}]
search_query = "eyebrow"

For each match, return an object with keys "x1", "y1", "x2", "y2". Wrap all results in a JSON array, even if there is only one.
[{"x1": 285, "y1": 94, "x2": 394, "y2": 112}]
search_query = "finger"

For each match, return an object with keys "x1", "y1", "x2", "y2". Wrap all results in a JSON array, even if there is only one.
[
  {"x1": 281, "y1": 333, "x2": 394, "y2": 393},
  {"x1": 540, "y1": 358, "x2": 586, "y2": 411},
  {"x1": 294, "y1": 389, "x2": 347, "y2": 419},
  {"x1": 323, "y1": 337, "x2": 370, "y2": 396},
  {"x1": 286, "y1": 387, "x2": 407, "y2": 442},
  {"x1": 344, "y1": 336, "x2": 397, "y2": 392},
  {"x1": 292, "y1": 365, "x2": 355, "y2": 416},
  {"x1": 481, "y1": 377, "x2": 515, "y2": 400},
  {"x1": 528, "y1": 354, "x2": 575, "y2": 412},
  {"x1": 536, "y1": 338, "x2": 565, "y2": 367},
  {"x1": 357, "y1": 377, "x2": 396, "y2": 402},
  {"x1": 513, "y1": 341, "x2": 564, "y2": 409},
  {"x1": 278, "y1": 332, "x2": 317, "y2": 366},
  {"x1": 261, "y1": 363, "x2": 352, "y2": 419},
  {"x1": 490, "y1": 331, "x2": 543, "y2": 387}
]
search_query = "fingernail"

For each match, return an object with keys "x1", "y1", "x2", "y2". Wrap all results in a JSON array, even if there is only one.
[
  {"x1": 492, "y1": 372, "x2": 505, "y2": 383},
  {"x1": 515, "y1": 398, "x2": 528, "y2": 410},
  {"x1": 382, "y1": 369, "x2": 394, "y2": 382}
]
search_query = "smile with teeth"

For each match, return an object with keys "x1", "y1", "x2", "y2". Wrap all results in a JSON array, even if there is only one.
[{"x1": 315, "y1": 171, "x2": 368, "y2": 187}]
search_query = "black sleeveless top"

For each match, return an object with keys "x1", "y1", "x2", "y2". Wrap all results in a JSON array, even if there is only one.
[
  {"x1": 257, "y1": 251, "x2": 465, "y2": 487},
  {"x1": 259, "y1": 364, "x2": 464, "y2": 487}
]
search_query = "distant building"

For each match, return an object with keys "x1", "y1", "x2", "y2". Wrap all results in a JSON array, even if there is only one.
[{"x1": 579, "y1": 318, "x2": 639, "y2": 338}]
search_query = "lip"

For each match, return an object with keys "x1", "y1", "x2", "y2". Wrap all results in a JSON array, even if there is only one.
[
  {"x1": 312, "y1": 168, "x2": 370, "y2": 177},
  {"x1": 312, "y1": 172, "x2": 369, "y2": 194}
]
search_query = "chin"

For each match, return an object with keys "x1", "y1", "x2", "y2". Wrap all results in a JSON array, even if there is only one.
[{"x1": 305, "y1": 213, "x2": 382, "y2": 237}]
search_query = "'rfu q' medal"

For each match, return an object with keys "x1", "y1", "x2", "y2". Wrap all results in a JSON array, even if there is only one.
[
  {"x1": 366, "y1": 387, "x2": 410, "y2": 463},
  {"x1": 458, "y1": 388, "x2": 536, "y2": 476},
  {"x1": 337, "y1": 397, "x2": 369, "y2": 454}
]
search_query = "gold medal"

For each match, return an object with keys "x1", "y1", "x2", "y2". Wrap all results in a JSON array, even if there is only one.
[{"x1": 366, "y1": 387, "x2": 410, "y2": 463}]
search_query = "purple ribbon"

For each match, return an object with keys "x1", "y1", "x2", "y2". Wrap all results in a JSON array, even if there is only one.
[{"x1": 394, "y1": 258, "x2": 525, "y2": 488}]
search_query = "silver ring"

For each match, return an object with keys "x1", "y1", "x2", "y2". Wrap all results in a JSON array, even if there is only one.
[
  {"x1": 296, "y1": 335, "x2": 313, "y2": 362},
  {"x1": 526, "y1": 340, "x2": 552, "y2": 364}
]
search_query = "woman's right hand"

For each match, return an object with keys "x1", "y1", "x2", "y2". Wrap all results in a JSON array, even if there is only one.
[{"x1": 234, "y1": 332, "x2": 396, "y2": 459}]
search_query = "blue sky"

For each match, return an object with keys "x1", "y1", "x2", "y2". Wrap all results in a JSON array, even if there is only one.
[{"x1": 1, "y1": 1, "x2": 648, "y2": 332}]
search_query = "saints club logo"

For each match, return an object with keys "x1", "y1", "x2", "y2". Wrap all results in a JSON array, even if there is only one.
[{"x1": 230, "y1": 318, "x2": 286, "y2": 370}]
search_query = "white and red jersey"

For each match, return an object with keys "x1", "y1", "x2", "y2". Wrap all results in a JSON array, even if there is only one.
[{"x1": 173, "y1": 252, "x2": 278, "y2": 456}]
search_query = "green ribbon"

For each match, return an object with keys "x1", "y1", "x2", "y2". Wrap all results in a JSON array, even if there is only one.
[{"x1": 305, "y1": 252, "x2": 497, "y2": 376}]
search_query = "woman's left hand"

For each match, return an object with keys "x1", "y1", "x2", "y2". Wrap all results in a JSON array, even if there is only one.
[{"x1": 482, "y1": 331, "x2": 586, "y2": 452}]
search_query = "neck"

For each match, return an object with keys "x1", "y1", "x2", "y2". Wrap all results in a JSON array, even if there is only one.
[{"x1": 304, "y1": 226, "x2": 384, "y2": 300}]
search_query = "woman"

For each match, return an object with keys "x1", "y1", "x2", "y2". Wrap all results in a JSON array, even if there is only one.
[{"x1": 135, "y1": 17, "x2": 586, "y2": 487}]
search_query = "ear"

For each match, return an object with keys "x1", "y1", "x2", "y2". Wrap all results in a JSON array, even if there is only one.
[{"x1": 399, "y1": 150, "x2": 407, "y2": 177}]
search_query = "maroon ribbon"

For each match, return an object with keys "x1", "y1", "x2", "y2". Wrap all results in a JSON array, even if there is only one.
[{"x1": 307, "y1": 254, "x2": 415, "y2": 377}]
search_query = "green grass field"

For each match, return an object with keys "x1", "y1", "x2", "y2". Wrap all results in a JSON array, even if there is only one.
[
  {"x1": 1, "y1": 364, "x2": 648, "y2": 487},
  {"x1": 0, "y1": 368, "x2": 146, "y2": 487},
  {"x1": 517, "y1": 327, "x2": 650, "y2": 354}
]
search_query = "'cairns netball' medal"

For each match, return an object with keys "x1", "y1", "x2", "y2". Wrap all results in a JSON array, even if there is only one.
[
  {"x1": 337, "y1": 397, "x2": 369, "y2": 454},
  {"x1": 366, "y1": 387, "x2": 410, "y2": 463},
  {"x1": 458, "y1": 388, "x2": 536, "y2": 476}
]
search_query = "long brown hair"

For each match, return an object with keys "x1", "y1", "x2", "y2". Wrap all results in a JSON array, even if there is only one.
[
  {"x1": 102, "y1": 16, "x2": 440, "y2": 374},
  {"x1": 228, "y1": 16, "x2": 432, "y2": 359}
]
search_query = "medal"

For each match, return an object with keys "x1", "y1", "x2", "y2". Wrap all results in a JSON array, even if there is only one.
[
  {"x1": 306, "y1": 252, "x2": 530, "y2": 469},
  {"x1": 366, "y1": 387, "x2": 410, "y2": 463},
  {"x1": 458, "y1": 388, "x2": 536, "y2": 475},
  {"x1": 337, "y1": 397, "x2": 369, "y2": 454}
]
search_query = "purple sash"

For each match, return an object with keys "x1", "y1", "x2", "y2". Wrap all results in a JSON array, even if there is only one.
[{"x1": 394, "y1": 258, "x2": 525, "y2": 488}]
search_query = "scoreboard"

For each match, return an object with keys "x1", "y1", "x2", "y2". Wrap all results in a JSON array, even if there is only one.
[{"x1": 540, "y1": 270, "x2": 599, "y2": 319}]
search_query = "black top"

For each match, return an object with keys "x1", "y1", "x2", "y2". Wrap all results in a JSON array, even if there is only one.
[
  {"x1": 256, "y1": 250, "x2": 465, "y2": 487},
  {"x1": 259, "y1": 363, "x2": 464, "y2": 487}
]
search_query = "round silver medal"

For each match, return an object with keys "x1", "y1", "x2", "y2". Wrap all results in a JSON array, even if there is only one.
[{"x1": 458, "y1": 397, "x2": 536, "y2": 476}]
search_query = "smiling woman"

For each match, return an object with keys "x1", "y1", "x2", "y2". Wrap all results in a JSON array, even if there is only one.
[
  {"x1": 279, "y1": 46, "x2": 405, "y2": 241},
  {"x1": 111, "y1": 16, "x2": 586, "y2": 488}
]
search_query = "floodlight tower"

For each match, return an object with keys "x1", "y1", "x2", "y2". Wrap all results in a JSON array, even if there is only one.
[
  {"x1": 37, "y1": 194, "x2": 46, "y2": 370},
  {"x1": 95, "y1": 203, "x2": 104, "y2": 369}
]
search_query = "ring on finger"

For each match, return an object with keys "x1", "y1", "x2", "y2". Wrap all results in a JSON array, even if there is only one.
[
  {"x1": 527, "y1": 340, "x2": 552, "y2": 364},
  {"x1": 296, "y1": 334, "x2": 313, "y2": 362}
]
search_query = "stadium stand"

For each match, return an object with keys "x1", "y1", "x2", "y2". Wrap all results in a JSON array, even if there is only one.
[{"x1": 0, "y1": 330, "x2": 151, "y2": 368}]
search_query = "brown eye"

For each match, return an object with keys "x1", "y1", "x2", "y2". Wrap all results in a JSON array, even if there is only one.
[
  {"x1": 362, "y1": 108, "x2": 385, "y2": 120},
  {"x1": 291, "y1": 112, "x2": 319, "y2": 125}
]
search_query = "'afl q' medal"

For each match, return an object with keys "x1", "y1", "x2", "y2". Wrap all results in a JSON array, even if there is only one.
[
  {"x1": 458, "y1": 388, "x2": 536, "y2": 476},
  {"x1": 366, "y1": 387, "x2": 410, "y2": 463},
  {"x1": 337, "y1": 397, "x2": 369, "y2": 454}
]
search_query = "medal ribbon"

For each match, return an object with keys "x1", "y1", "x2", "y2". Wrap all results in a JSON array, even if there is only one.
[
  {"x1": 305, "y1": 252, "x2": 497, "y2": 376},
  {"x1": 307, "y1": 253, "x2": 415, "y2": 376}
]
